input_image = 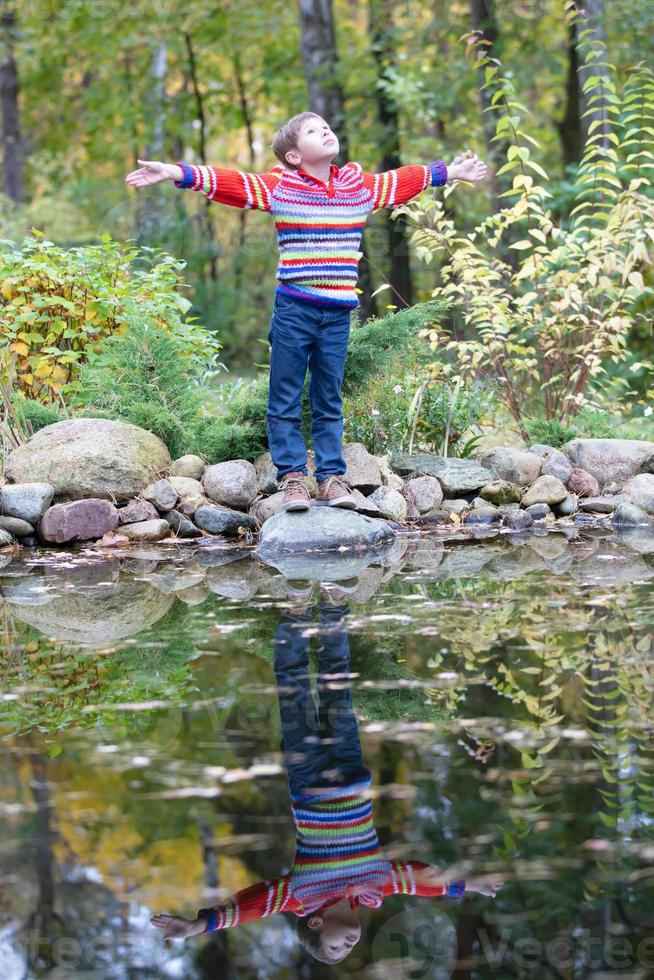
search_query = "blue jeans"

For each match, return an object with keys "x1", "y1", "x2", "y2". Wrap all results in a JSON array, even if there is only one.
[
  {"x1": 266, "y1": 292, "x2": 351, "y2": 485},
  {"x1": 273, "y1": 603, "x2": 370, "y2": 796}
]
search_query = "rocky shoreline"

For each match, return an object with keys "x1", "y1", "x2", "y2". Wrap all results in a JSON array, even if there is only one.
[{"x1": 1, "y1": 418, "x2": 654, "y2": 557}]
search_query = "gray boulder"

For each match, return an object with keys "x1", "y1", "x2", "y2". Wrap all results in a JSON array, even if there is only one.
[
  {"x1": 0, "y1": 528, "x2": 13, "y2": 547},
  {"x1": 37, "y1": 498, "x2": 119, "y2": 544},
  {"x1": 503, "y1": 509, "x2": 534, "y2": 530},
  {"x1": 255, "y1": 507, "x2": 394, "y2": 559},
  {"x1": 540, "y1": 448, "x2": 573, "y2": 484},
  {"x1": 118, "y1": 499, "x2": 160, "y2": 524},
  {"x1": 164, "y1": 510, "x2": 203, "y2": 538},
  {"x1": 567, "y1": 467, "x2": 600, "y2": 497},
  {"x1": 391, "y1": 452, "x2": 492, "y2": 496},
  {"x1": 143, "y1": 478, "x2": 178, "y2": 511},
  {"x1": 525, "y1": 503, "x2": 551, "y2": 520},
  {"x1": 0, "y1": 515, "x2": 34, "y2": 537},
  {"x1": 342, "y1": 443, "x2": 382, "y2": 493},
  {"x1": 521, "y1": 475, "x2": 568, "y2": 507},
  {"x1": 367, "y1": 486, "x2": 408, "y2": 522},
  {"x1": 4, "y1": 418, "x2": 171, "y2": 501},
  {"x1": 404, "y1": 475, "x2": 443, "y2": 514},
  {"x1": 1, "y1": 482, "x2": 54, "y2": 524},
  {"x1": 170, "y1": 454, "x2": 206, "y2": 479},
  {"x1": 579, "y1": 494, "x2": 630, "y2": 513},
  {"x1": 477, "y1": 446, "x2": 542, "y2": 486},
  {"x1": 195, "y1": 505, "x2": 257, "y2": 536},
  {"x1": 254, "y1": 452, "x2": 279, "y2": 495},
  {"x1": 377, "y1": 455, "x2": 405, "y2": 491},
  {"x1": 120, "y1": 519, "x2": 172, "y2": 542},
  {"x1": 623, "y1": 473, "x2": 654, "y2": 514},
  {"x1": 479, "y1": 479, "x2": 522, "y2": 506},
  {"x1": 563, "y1": 438, "x2": 654, "y2": 486},
  {"x1": 167, "y1": 476, "x2": 203, "y2": 497},
  {"x1": 251, "y1": 491, "x2": 286, "y2": 525},
  {"x1": 202, "y1": 459, "x2": 258, "y2": 509}
]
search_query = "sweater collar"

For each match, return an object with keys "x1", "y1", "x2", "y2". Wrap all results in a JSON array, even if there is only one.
[{"x1": 295, "y1": 163, "x2": 340, "y2": 185}]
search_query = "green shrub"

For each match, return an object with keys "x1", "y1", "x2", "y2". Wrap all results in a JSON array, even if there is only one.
[
  {"x1": 0, "y1": 232, "x2": 222, "y2": 404},
  {"x1": 400, "y1": 32, "x2": 654, "y2": 438},
  {"x1": 523, "y1": 405, "x2": 637, "y2": 449},
  {"x1": 64, "y1": 314, "x2": 211, "y2": 459}
]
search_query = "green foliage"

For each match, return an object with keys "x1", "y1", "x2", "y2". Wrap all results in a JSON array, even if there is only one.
[
  {"x1": 399, "y1": 27, "x2": 654, "y2": 439},
  {"x1": 0, "y1": 234, "x2": 222, "y2": 404},
  {"x1": 341, "y1": 300, "x2": 447, "y2": 396},
  {"x1": 63, "y1": 314, "x2": 211, "y2": 459},
  {"x1": 523, "y1": 404, "x2": 638, "y2": 448}
]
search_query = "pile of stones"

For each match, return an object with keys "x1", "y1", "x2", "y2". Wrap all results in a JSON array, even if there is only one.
[{"x1": 1, "y1": 417, "x2": 653, "y2": 552}]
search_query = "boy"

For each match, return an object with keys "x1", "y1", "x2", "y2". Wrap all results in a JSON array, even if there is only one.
[
  {"x1": 125, "y1": 113, "x2": 488, "y2": 512},
  {"x1": 151, "y1": 598, "x2": 503, "y2": 964}
]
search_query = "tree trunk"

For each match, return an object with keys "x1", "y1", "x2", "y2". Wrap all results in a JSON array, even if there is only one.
[
  {"x1": 136, "y1": 40, "x2": 168, "y2": 246},
  {"x1": 369, "y1": 0, "x2": 413, "y2": 309},
  {"x1": 469, "y1": 0, "x2": 515, "y2": 269},
  {"x1": 184, "y1": 31, "x2": 218, "y2": 281},
  {"x1": 0, "y1": 1, "x2": 25, "y2": 203},
  {"x1": 575, "y1": 0, "x2": 610, "y2": 150},
  {"x1": 297, "y1": 0, "x2": 377, "y2": 321},
  {"x1": 556, "y1": 18, "x2": 582, "y2": 168}
]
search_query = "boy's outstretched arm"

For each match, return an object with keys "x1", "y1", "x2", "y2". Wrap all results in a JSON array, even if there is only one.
[
  {"x1": 125, "y1": 159, "x2": 282, "y2": 211},
  {"x1": 151, "y1": 875, "x2": 295, "y2": 939},
  {"x1": 386, "y1": 860, "x2": 502, "y2": 898},
  {"x1": 361, "y1": 152, "x2": 488, "y2": 209}
]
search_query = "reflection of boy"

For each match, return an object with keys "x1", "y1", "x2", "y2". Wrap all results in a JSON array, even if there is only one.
[{"x1": 152, "y1": 602, "x2": 502, "y2": 963}]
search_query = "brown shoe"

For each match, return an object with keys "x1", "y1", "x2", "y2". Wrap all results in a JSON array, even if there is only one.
[
  {"x1": 279, "y1": 471, "x2": 311, "y2": 512},
  {"x1": 316, "y1": 475, "x2": 357, "y2": 509}
]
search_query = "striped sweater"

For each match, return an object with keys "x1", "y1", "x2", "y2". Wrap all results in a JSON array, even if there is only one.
[
  {"x1": 197, "y1": 774, "x2": 465, "y2": 933},
  {"x1": 174, "y1": 158, "x2": 448, "y2": 310}
]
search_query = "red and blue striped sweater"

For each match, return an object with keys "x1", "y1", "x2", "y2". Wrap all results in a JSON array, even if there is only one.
[
  {"x1": 174, "y1": 158, "x2": 448, "y2": 310},
  {"x1": 197, "y1": 774, "x2": 465, "y2": 933}
]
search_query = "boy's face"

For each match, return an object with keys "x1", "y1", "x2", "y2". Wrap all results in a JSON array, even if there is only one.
[
  {"x1": 285, "y1": 116, "x2": 339, "y2": 169},
  {"x1": 308, "y1": 899, "x2": 361, "y2": 962}
]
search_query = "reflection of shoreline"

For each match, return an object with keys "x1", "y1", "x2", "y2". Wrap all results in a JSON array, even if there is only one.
[{"x1": 1, "y1": 527, "x2": 653, "y2": 643}]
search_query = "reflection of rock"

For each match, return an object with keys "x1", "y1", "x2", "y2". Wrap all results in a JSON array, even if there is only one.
[
  {"x1": 5, "y1": 418, "x2": 171, "y2": 501},
  {"x1": 256, "y1": 507, "x2": 395, "y2": 559},
  {"x1": 256, "y1": 537, "x2": 399, "y2": 582},
  {"x1": 205, "y1": 560, "x2": 262, "y2": 599},
  {"x1": 569, "y1": 541, "x2": 654, "y2": 586},
  {"x1": 6, "y1": 580, "x2": 174, "y2": 642},
  {"x1": 616, "y1": 527, "x2": 654, "y2": 554}
]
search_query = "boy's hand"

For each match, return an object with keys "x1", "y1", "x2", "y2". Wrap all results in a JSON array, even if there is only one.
[
  {"x1": 465, "y1": 874, "x2": 504, "y2": 897},
  {"x1": 447, "y1": 151, "x2": 488, "y2": 183},
  {"x1": 151, "y1": 913, "x2": 206, "y2": 938},
  {"x1": 125, "y1": 159, "x2": 182, "y2": 187}
]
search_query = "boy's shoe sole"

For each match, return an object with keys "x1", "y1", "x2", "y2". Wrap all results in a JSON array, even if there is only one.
[
  {"x1": 314, "y1": 497, "x2": 357, "y2": 509},
  {"x1": 282, "y1": 499, "x2": 311, "y2": 512}
]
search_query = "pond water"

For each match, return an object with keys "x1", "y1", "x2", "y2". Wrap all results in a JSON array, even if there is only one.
[{"x1": 0, "y1": 522, "x2": 653, "y2": 979}]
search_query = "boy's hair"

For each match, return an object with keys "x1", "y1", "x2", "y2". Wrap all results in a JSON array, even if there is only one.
[
  {"x1": 271, "y1": 112, "x2": 323, "y2": 169},
  {"x1": 294, "y1": 913, "x2": 344, "y2": 964}
]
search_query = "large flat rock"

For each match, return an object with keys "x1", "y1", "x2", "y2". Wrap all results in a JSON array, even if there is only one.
[
  {"x1": 254, "y1": 506, "x2": 395, "y2": 561},
  {"x1": 390, "y1": 452, "x2": 492, "y2": 495},
  {"x1": 563, "y1": 438, "x2": 654, "y2": 486}
]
